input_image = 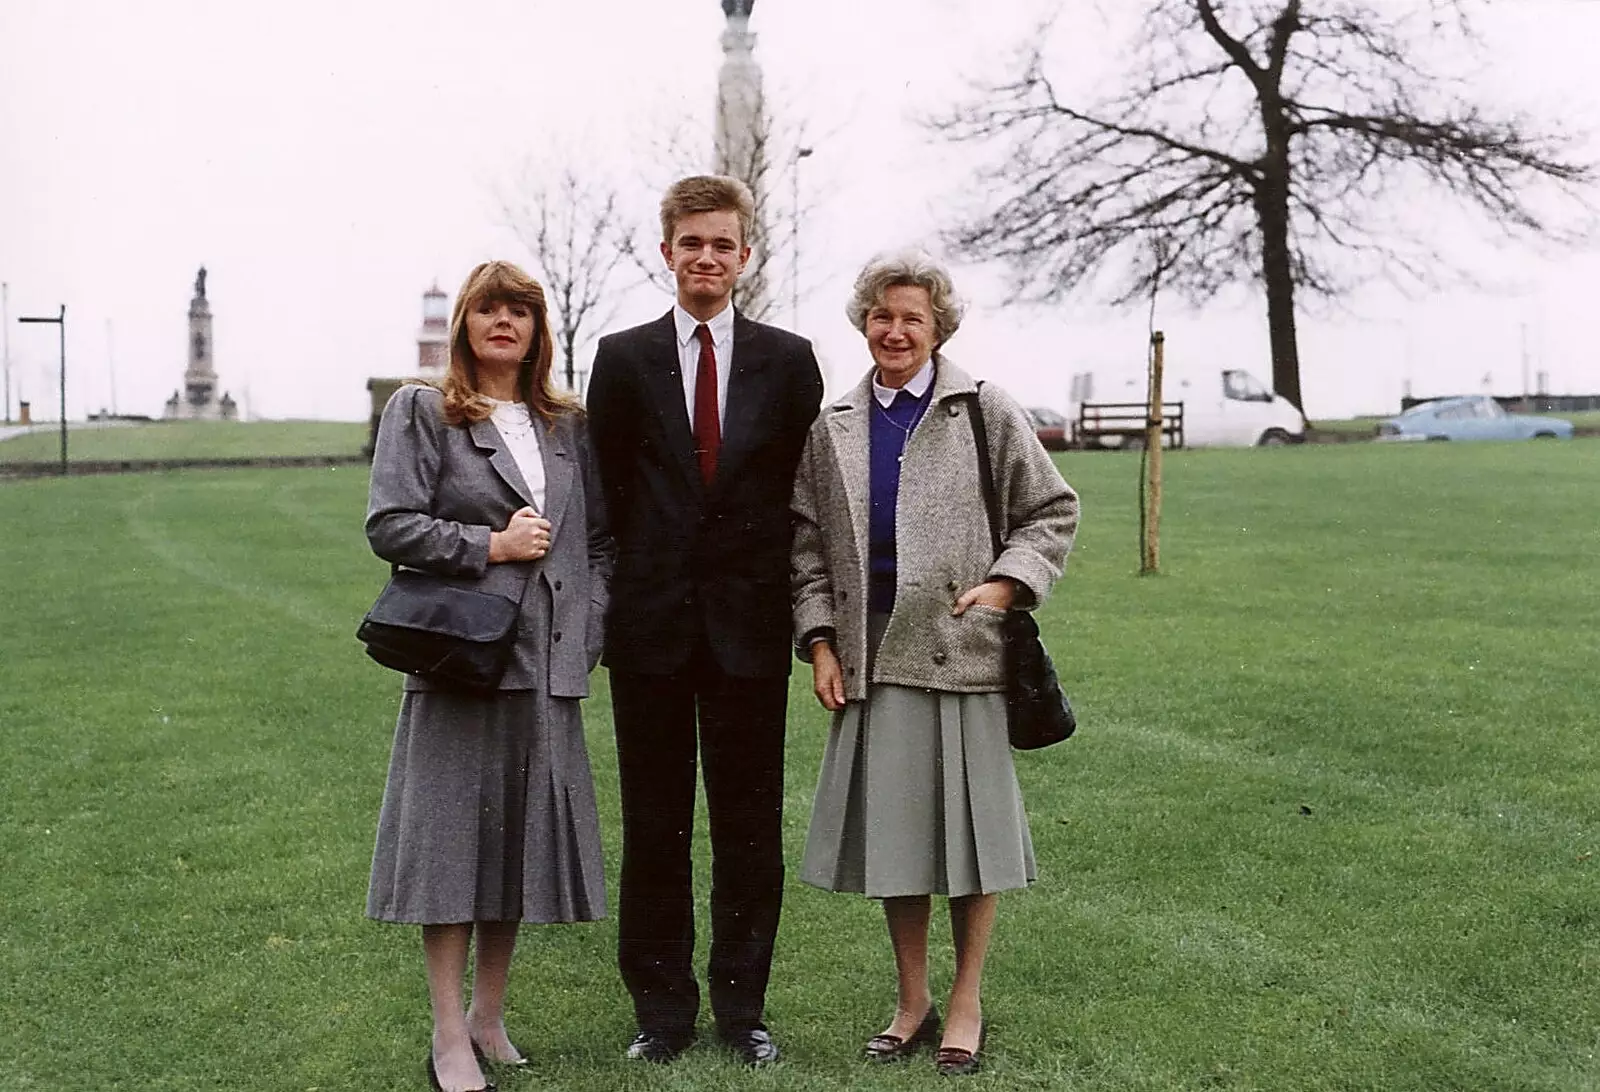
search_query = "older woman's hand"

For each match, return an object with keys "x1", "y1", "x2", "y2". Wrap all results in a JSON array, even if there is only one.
[
  {"x1": 951, "y1": 578, "x2": 1018, "y2": 615},
  {"x1": 810, "y1": 641, "x2": 847, "y2": 712}
]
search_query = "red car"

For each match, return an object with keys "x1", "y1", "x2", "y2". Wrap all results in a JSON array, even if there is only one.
[{"x1": 1027, "y1": 406, "x2": 1069, "y2": 451}]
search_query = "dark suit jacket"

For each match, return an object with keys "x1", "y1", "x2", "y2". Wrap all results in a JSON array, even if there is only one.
[
  {"x1": 366, "y1": 384, "x2": 613, "y2": 696},
  {"x1": 588, "y1": 310, "x2": 823, "y2": 678}
]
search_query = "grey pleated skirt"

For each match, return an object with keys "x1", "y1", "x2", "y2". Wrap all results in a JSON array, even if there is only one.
[
  {"x1": 366, "y1": 688, "x2": 607, "y2": 925},
  {"x1": 801, "y1": 617, "x2": 1036, "y2": 898}
]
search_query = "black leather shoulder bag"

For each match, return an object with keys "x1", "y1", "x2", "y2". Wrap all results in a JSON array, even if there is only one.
[
  {"x1": 357, "y1": 567, "x2": 522, "y2": 693},
  {"x1": 963, "y1": 389, "x2": 1077, "y2": 750}
]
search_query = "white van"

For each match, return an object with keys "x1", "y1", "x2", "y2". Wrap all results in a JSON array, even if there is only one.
[
  {"x1": 1076, "y1": 369, "x2": 1306, "y2": 449},
  {"x1": 1184, "y1": 369, "x2": 1307, "y2": 447}
]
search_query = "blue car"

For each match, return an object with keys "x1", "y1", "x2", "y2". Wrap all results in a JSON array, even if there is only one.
[{"x1": 1375, "y1": 396, "x2": 1574, "y2": 442}]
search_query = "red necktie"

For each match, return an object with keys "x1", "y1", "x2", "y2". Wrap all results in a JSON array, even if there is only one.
[{"x1": 692, "y1": 323, "x2": 721, "y2": 484}]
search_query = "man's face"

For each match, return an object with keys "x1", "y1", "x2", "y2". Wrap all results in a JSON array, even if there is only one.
[{"x1": 661, "y1": 209, "x2": 749, "y2": 312}]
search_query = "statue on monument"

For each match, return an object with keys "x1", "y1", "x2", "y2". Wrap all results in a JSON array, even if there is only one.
[
  {"x1": 722, "y1": 0, "x2": 754, "y2": 17},
  {"x1": 194, "y1": 266, "x2": 208, "y2": 300}
]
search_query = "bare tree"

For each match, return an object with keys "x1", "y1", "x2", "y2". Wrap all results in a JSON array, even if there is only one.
[
  {"x1": 938, "y1": 0, "x2": 1593, "y2": 411},
  {"x1": 500, "y1": 169, "x2": 633, "y2": 393},
  {"x1": 627, "y1": 106, "x2": 829, "y2": 326}
]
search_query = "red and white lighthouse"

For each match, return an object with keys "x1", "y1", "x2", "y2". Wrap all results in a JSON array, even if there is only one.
[{"x1": 417, "y1": 284, "x2": 449, "y2": 377}]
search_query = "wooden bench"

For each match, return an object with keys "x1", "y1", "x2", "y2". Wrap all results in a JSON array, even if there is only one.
[{"x1": 1073, "y1": 401, "x2": 1185, "y2": 450}]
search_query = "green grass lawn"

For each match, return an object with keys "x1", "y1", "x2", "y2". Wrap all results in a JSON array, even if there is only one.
[
  {"x1": 0, "y1": 419, "x2": 366, "y2": 463},
  {"x1": 2, "y1": 443, "x2": 1597, "y2": 1091}
]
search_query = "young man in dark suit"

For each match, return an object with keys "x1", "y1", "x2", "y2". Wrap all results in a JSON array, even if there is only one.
[{"x1": 586, "y1": 176, "x2": 823, "y2": 1067}]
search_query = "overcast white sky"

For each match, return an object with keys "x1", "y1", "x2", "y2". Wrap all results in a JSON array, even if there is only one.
[{"x1": 3, "y1": 0, "x2": 1598, "y2": 422}]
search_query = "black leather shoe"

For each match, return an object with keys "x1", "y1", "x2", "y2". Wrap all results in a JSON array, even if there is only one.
[
  {"x1": 625, "y1": 1031, "x2": 695, "y2": 1064},
  {"x1": 865, "y1": 1008, "x2": 940, "y2": 1063},
  {"x1": 720, "y1": 1026, "x2": 780, "y2": 1067},
  {"x1": 425, "y1": 1052, "x2": 496, "y2": 1092},
  {"x1": 934, "y1": 1024, "x2": 988, "y2": 1077}
]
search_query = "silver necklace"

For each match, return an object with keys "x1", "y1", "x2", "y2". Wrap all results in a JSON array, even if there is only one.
[
  {"x1": 873, "y1": 396, "x2": 926, "y2": 464},
  {"x1": 491, "y1": 401, "x2": 536, "y2": 440}
]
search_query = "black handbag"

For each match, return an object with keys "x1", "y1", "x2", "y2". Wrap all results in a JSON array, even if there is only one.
[
  {"x1": 964, "y1": 390, "x2": 1077, "y2": 750},
  {"x1": 357, "y1": 567, "x2": 521, "y2": 693}
]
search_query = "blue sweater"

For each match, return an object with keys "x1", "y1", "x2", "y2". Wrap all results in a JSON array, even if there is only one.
[{"x1": 868, "y1": 387, "x2": 932, "y2": 613}]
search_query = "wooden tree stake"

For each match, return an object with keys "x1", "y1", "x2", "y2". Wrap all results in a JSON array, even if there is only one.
[{"x1": 1141, "y1": 331, "x2": 1165, "y2": 575}]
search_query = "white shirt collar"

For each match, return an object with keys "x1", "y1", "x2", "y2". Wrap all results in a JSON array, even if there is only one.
[
  {"x1": 674, "y1": 302, "x2": 735, "y2": 347},
  {"x1": 872, "y1": 358, "x2": 935, "y2": 407}
]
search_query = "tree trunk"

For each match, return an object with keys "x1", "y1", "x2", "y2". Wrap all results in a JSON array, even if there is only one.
[
  {"x1": 1256, "y1": 188, "x2": 1302, "y2": 411},
  {"x1": 1255, "y1": 104, "x2": 1304, "y2": 412},
  {"x1": 559, "y1": 330, "x2": 577, "y2": 393}
]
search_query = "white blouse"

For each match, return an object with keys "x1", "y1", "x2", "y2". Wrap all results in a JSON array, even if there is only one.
[{"x1": 487, "y1": 399, "x2": 546, "y2": 513}]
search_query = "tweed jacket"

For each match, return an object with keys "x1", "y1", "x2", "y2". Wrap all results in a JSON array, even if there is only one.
[
  {"x1": 365, "y1": 384, "x2": 614, "y2": 697},
  {"x1": 791, "y1": 357, "x2": 1078, "y2": 700}
]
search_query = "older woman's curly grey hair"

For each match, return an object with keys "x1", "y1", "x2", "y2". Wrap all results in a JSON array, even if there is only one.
[{"x1": 845, "y1": 251, "x2": 967, "y2": 348}]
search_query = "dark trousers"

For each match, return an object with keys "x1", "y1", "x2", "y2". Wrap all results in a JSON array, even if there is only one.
[{"x1": 611, "y1": 645, "x2": 788, "y2": 1037}]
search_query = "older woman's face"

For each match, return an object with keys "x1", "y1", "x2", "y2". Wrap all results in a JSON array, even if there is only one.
[
  {"x1": 865, "y1": 284, "x2": 936, "y2": 388},
  {"x1": 466, "y1": 298, "x2": 535, "y2": 373}
]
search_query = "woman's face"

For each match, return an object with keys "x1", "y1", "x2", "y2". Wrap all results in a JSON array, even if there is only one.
[
  {"x1": 466, "y1": 297, "x2": 535, "y2": 373},
  {"x1": 865, "y1": 284, "x2": 936, "y2": 388}
]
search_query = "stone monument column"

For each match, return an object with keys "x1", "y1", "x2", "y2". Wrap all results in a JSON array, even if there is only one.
[
  {"x1": 715, "y1": 0, "x2": 764, "y2": 180},
  {"x1": 185, "y1": 266, "x2": 218, "y2": 413},
  {"x1": 165, "y1": 266, "x2": 235, "y2": 420},
  {"x1": 715, "y1": 0, "x2": 771, "y2": 315}
]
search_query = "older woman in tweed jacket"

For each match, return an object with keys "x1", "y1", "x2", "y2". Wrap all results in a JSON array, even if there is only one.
[{"x1": 791, "y1": 252, "x2": 1078, "y2": 1076}]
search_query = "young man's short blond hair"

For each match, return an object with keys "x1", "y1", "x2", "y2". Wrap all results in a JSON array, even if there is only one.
[{"x1": 659, "y1": 175, "x2": 756, "y2": 246}]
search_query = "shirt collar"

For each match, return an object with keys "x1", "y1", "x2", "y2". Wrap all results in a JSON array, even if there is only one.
[
  {"x1": 872, "y1": 358, "x2": 935, "y2": 407},
  {"x1": 674, "y1": 302, "x2": 735, "y2": 347}
]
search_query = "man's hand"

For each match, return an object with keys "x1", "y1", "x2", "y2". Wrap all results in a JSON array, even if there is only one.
[
  {"x1": 489, "y1": 507, "x2": 552, "y2": 562},
  {"x1": 952, "y1": 578, "x2": 1017, "y2": 616},
  {"x1": 811, "y1": 640, "x2": 846, "y2": 712}
]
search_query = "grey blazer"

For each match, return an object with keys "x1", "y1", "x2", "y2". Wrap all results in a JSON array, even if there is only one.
[
  {"x1": 791, "y1": 357, "x2": 1078, "y2": 700},
  {"x1": 365, "y1": 384, "x2": 613, "y2": 697}
]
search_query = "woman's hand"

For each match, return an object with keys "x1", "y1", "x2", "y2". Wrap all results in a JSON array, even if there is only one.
[
  {"x1": 952, "y1": 578, "x2": 1018, "y2": 615},
  {"x1": 811, "y1": 640, "x2": 847, "y2": 712},
  {"x1": 489, "y1": 507, "x2": 552, "y2": 562}
]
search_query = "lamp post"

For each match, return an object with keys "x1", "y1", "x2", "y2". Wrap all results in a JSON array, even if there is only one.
[
  {"x1": 19, "y1": 305, "x2": 66, "y2": 474},
  {"x1": 2, "y1": 282, "x2": 11, "y2": 423},
  {"x1": 791, "y1": 145, "x2": 813, "y2": 329}
]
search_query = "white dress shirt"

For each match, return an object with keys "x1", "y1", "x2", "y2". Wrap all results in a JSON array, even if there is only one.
[
  {"x1": 872, "y1": 358, "x2": 935, "y2": 407},
  {"x1": 487, "y1": 399, "x2": 546, "y2": 513},
  {"x1": 673, "y1": 302, "x2": 734, "y2": 427}
]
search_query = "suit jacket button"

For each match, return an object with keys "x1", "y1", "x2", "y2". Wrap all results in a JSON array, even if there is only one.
[
  {"x1": 554, "y1": 579, "x2": 563, "y2": 591},
  {"x1": 553, "y1": 631, "x2": 563, "y2": 643},
  {"x1": 947, "y1": 404, "x2": 961, "y2": 417},
  {"x1": 847, "y1": 666, "x2": 856, "y2": 677},
  {"x1": 946, "y1": 580, "x2": 958, "y2": 592},
  {"x1": 932, "y1": 651, "x2": 947, "y2": 665}
]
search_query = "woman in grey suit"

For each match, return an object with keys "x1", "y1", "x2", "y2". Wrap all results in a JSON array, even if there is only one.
[
  {"x1": 365, "y1": 260, "x2": 612, "y2": 1092},
  {"x1": 791, "y1": 252, "x2": 1078, "y2": 1076}
]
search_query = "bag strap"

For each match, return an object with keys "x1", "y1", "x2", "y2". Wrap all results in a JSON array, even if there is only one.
[{"x1": 962, "y1": 386, "x2": 1004, "y2": 563}]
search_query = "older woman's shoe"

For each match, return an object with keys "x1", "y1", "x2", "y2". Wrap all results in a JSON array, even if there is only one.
[
  {"x1": 864, "y1": 1008, "x2": 940, "y2": 1063},
  {"x1": 934, "y1": 1024, "x2": 988, "y2": 1077}
]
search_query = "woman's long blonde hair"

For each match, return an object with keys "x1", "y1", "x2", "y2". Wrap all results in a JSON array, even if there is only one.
[{"x1": 436, "y1": 260, "x2": 580, "y2": 426}]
